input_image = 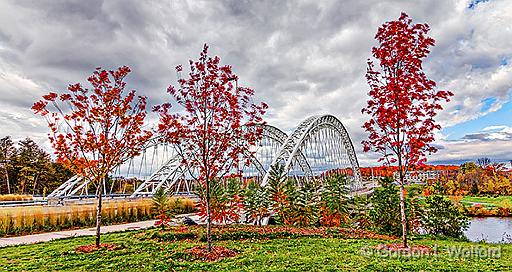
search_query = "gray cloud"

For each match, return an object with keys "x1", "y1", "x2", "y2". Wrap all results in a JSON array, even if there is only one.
[{"x1": 0, "y1": 0, "x2": 511, "y2": 165}]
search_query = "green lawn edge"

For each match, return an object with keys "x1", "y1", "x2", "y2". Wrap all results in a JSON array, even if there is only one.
[{"x1": 1, "y1": 228, "x2": 510, "y2": 272}]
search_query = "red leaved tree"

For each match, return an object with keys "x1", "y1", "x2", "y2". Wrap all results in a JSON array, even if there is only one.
[
  {"x1": 32, "y1": 66, "x2": 152, "y2": 247},
  {"x1": 155, "y1": 44, "x2": 267, "y2": 251},
  {"x1": 362, "y1": 13, "x2": 453, "y2": 247}
]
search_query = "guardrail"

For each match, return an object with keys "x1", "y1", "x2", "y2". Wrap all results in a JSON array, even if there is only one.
[{"x1": 0, "y1": 200, "x2": 48, "y2": 207}]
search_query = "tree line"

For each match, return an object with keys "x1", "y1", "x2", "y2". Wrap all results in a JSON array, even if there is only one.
[
  {"x1": 430, "y1": 160, "x2": 512, "y2": 196},
  {"x1": 0, "y1": 136, "x2": 72, "y2": 196}
]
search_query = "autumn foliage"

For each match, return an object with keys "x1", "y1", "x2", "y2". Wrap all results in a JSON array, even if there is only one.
[
  {"x1": 429, "y1": 162, "x2": 512, "y2": 196},
  {"x1": 359, "y1": 165, "x2": 459, "y2": 178},
  {"x1": 154, "y1": 44, "x2": 267, "y2": 250},
  {"x1": 362, "y1": 12, "x2": 453, "y2": 168},
  {"x1": 32, "y1": 66, "x2": 152, "y2": 247},
  {"x1": 32, "y1": 67, "x2": 152, "y2": 178},
  {"x1": 362, "y1": 12, "x2": 453, "y2": 247}
]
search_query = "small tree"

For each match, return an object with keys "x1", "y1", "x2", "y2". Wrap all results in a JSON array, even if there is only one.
[
  {"x1": 369, "y1": 177, "x2": 422, "y2": 236},
  {"x1": 267, "y1": 163, "x2": 290, "y2": 224},
  {"x1": 319, "y1": 174, "x2": 351, "y2": 227},
  {"x1": 155, "y1": 44, "x2": 267, "y2": 251},
  {"x1": 422, "y1": 195, "x2": 469, "y2": 238},
  {"x1": 197, "y1": 177, "x2": 244, "y2": 224},
  {"x1": 362, "y1": 13, "x2": 453, "y2": 247},
  {"x1": 476, "y1": 157, "x2": 491, "y2": 169},
  {"x1": 32, "y1": 66, "x2": 152, "y2": 247},
  {"x1": 243, "y1": 181, "x2": 271, "y2": 225},
  {"x1": 152, "y1": 188, "x2": 171, "y2": 227}
]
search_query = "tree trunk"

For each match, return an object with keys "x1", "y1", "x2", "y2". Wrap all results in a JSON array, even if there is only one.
[
  {"x1": 399, "y1": 176, "x2": 408, "y2": 248},
  {"x1": 4, "y1": 168, "x2": 10, "y2": 194},
  {"x1": 95, "y1": 179, "x2": 103, "y2": 247},
  {"x1": 205, "y1": 178, "x2": 212, "y2": 252},
  {"x1": 32, "y1": 175, "x2": 39, "y2": 195}
]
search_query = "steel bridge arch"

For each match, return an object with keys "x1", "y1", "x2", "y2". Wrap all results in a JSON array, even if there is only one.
[
  {"x1": 261, "y1": 114, "x2": 361, "y2": 188},
  {"x1": 48, "y1": 115, "x2": 361, "y2": 199},
  {"x1": 131, "y1": 123, "x2": 313, "y2": 197},
  {"x1": 250, "y1": 124, "x2": 312, "y2": 177}
]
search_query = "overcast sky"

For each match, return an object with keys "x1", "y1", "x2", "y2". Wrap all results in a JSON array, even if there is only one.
[{"x1": 1, "y1": 0, "x2": 511, "y2": 166}]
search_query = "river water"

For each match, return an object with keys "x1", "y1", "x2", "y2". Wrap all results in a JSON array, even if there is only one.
[{"x1": 464, "y1": 217, "x2": 512, "y2": 243}]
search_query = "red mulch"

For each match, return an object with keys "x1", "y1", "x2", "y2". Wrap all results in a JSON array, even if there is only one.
[
  {"x1": 375, "y1": 243, "x2": 432, "y2": 254},
  {"x1": 75, "y1": 243, "x2": 117, "y2": 253},
  {"x1": 184, "y1": 245, "x2": 238, "y2": 262}
]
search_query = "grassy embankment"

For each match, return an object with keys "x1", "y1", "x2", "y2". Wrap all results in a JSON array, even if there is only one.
[
  {"x1": 460, "y1": 196, "x2": 512, "y2": 207},
  {"x1": 458, "y1": 196, "x2": 512, "y2": 217},
  {"x1": 0, "y1": 225, "x2": 510, "y2": 271}
]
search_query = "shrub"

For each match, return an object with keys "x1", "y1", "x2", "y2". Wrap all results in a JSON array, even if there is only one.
[
  {"x1": 285, "y1": 182, "x2": 319, "y2": 227},
  {"x1": 265, "y1": 166, "x2": 366, "y2": 228},
  {"x1": 465, "y1": 204, "x2": 495, "y2": 217},
  {"x1": 422, "y1": 195, "x2": 469, "y2": 238},
  {"x1": 267, "y1": 165, "x2": 320, "y2": 227},
  {"x1": 149, "y1": 225, "x2": 394, "y2": 243},
  {"x1": 169, "y1": 197, "x2": 196, "y2": 214},
  {"x1": 197, "y1": 178, "x2": 243, "y2": 224},
  {"x1": 368, "y1": 177, "x2": 421, "y2": 236},
  {"x1": 152, "y1": 188, "x2": 172, "y2": 227},
  {"x1": 267, "y1": 163, "x2": 289, "y2": 224},
  {"x1": 243, "y1": 181, "x2": 271, "y2": 225},
  {"x1": 152, "y1": 189, "x2": 198, "y2": 227},
  {"x1": 348, "y1": 195, "x2": 372, "y2": 229},
  {"x1": 497, "y1": 199, "x2": 511, "y2": 216},
  {"x1": 319, "y1": 174, "x2": 350, "y2": 227}
]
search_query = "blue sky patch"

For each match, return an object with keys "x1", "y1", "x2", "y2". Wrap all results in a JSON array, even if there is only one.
[
  {"x1": 468, "y1": 0, "x2": 489, "y2": 9},
  {"x1": 443, "y1": 100, "x2": 512, "y2": 140},
  {"x1": 481, "y1": 97, "x2": 497, "y2": 112},
  {"x1": 500, "y1": 57, "x2": 509, "y2": 66}
]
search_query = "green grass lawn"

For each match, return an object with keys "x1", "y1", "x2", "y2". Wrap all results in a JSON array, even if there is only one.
[
  {"x1": 0, "y1": 228, "x2": 510, "y2": 271},
  {"x1": 460, "y1": 196, "x2": 512, "y2": 207}
]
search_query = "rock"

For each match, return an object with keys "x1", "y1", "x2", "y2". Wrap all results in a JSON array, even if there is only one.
[{"x1": 183, "y1": 216, "x2": 198, "y2": 226}]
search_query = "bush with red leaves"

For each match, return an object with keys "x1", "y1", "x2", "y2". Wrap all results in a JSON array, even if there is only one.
[
  {"x1": 75, "y1": 243, "x2": 117, "y2": 253},
  {"x1": 184, "y1": 245, "x2": 238, "y2": 261}
]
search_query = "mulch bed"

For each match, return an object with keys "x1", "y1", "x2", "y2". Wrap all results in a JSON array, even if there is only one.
[
  {"x1": 150, "y1": 225, "x2": 396, "y2": 242},
  {"x1": 75, "y1": 243, "x2": 118, "y2": 253},
  {"x1": 184, "y1": 245, "x2": 238, "y2": 262}
]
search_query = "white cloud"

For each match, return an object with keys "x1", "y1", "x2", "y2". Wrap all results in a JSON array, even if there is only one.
[
  {"x1": 0, "y1": 0, "x2": 511, "y2": 165},
  {"x1": 483, "y1": 125, "x2": 508, "y2": 131}
]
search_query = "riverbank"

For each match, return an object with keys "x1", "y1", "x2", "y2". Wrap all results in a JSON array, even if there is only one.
[
  {"x1": 460, "y1": 196, "x2": 512, "y2": 207},
  {"x1": 0, "y1": 226, "x2": 510, "y2": 271},
  {"x1": 459, "y1": 195, "x2": 512, "y2": 217}
]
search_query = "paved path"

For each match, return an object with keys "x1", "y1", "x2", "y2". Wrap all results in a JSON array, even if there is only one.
[{"x1": 0, "y1": 220, "x2": 158, "y2": 247}]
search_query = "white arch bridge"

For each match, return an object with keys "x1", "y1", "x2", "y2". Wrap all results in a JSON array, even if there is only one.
[{"x1": 48, "y1": 114, "x2": 362, "y2": 200}]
